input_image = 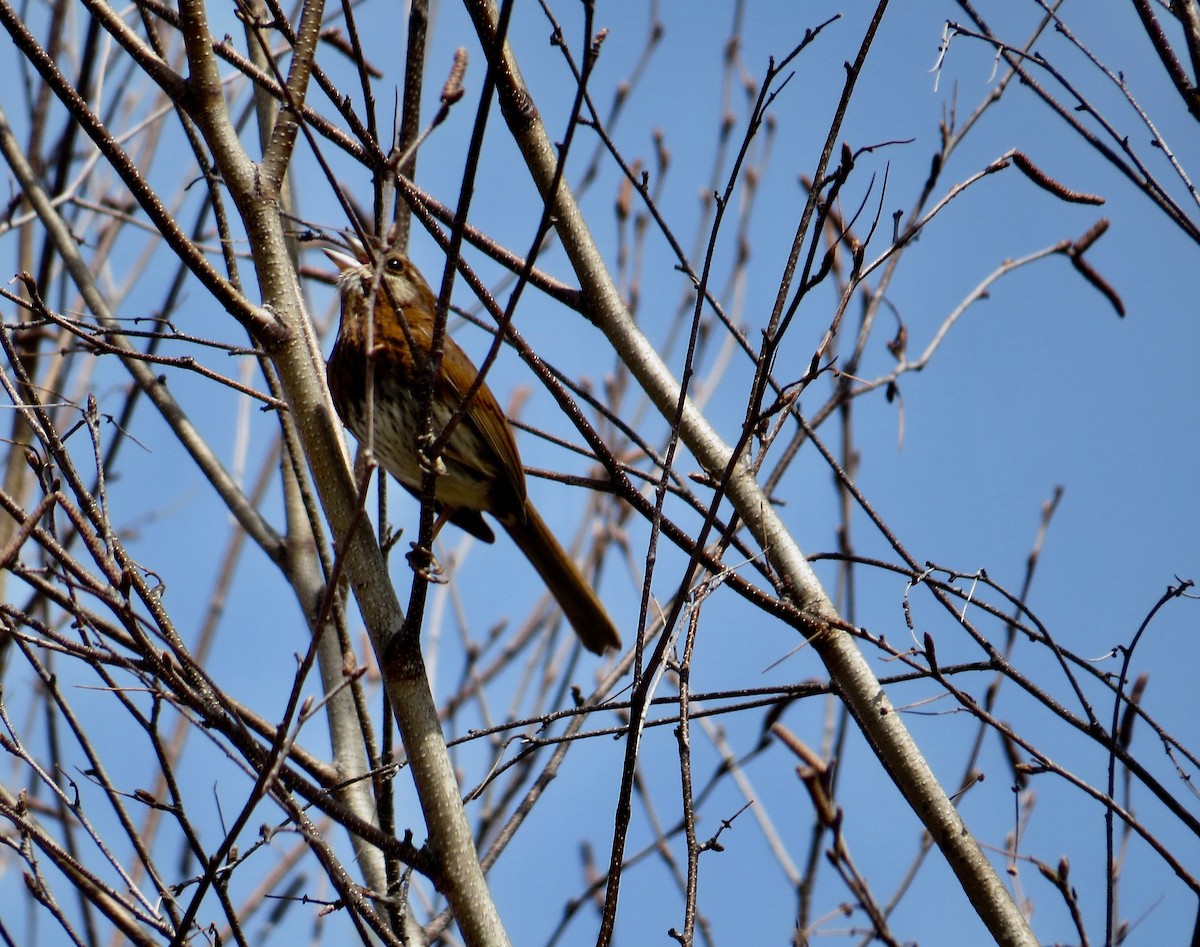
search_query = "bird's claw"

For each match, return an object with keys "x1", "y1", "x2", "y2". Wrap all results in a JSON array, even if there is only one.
[
  {"x1": 415, "y1": 435, "x2": 447, "y2": 477},
  {"x1": 407, "y1": 543, "x2": 446, "y2": 583}
]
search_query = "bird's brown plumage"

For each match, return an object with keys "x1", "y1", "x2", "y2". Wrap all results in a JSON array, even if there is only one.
[{"x1": 325, "y1": 243, "x2": 620, "y2": 654}]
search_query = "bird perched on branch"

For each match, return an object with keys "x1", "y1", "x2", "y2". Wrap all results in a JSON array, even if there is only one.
[{"x1": 324, "y1": 241, "x2": 621, "y2": 655}]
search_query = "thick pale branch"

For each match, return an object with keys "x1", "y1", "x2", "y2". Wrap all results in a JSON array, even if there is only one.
[
  {"x1": 460, "y1": 2, "x2": 1037, "y2": 944},
  {"x1": 167, "y1": 0, "x2": 510, "y2": 941}
]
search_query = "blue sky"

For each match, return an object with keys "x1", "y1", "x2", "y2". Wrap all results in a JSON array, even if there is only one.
[{"x1": 2, "y1": 1, "x2": 1198, "y2": 944}]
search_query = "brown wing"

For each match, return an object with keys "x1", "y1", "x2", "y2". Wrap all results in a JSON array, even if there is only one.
[{"x1": 439, "y1": 334, "x2": 528, "y2": 514}]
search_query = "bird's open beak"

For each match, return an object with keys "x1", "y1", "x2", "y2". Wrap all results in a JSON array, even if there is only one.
[{"x1": 323, "y1": 246, "x2": 360, "y2": 273}]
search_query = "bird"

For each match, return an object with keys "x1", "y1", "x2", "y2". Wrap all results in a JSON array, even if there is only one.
[{"x1": 324, "y1": 241, "x2": 621, "y2": 654}]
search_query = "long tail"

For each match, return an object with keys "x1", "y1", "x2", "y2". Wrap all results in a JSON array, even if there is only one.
[{"x1": 501, "y1": 501, "x2": 621, "y2": 654}]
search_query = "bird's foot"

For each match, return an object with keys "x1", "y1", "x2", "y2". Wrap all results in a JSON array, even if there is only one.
[
  {"x1": 415, "y1": 434, "x2": 447, "y2": 477},
  {"x1": 406, "y1": 543, "x2": 446, "y2": 583}
]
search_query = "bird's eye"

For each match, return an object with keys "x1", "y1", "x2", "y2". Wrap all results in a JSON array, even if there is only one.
[{"x1": 385, "y1": 257, "x2": 404, "y2": 273}]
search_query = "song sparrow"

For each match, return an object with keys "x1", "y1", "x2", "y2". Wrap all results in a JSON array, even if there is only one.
[{"x1": 324, "y1": 242, "x2": 621, "y2": 654}]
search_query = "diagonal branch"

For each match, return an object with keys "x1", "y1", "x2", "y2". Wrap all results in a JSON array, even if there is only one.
[{"x1": 459, "y1": 1, "x2": 1037, "y2": 944}]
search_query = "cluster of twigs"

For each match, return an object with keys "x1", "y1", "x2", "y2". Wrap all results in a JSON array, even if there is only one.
[{"x1": 0, "y1": 1, "x2": 1196, "y2": 945}]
